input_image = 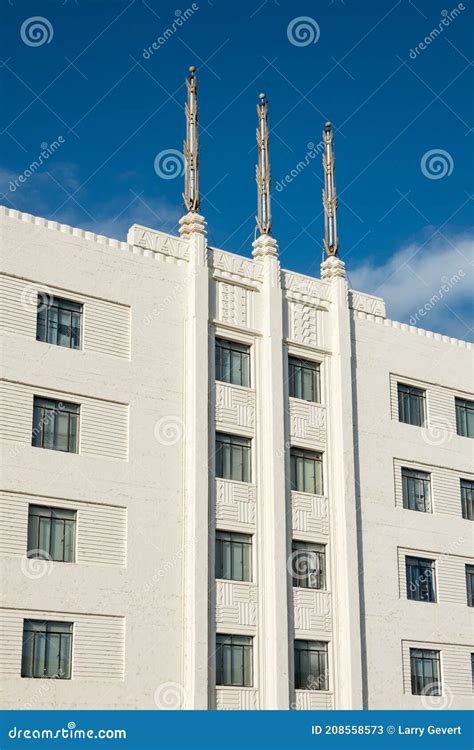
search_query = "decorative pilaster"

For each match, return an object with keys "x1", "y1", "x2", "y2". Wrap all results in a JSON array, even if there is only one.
[
  {"x1": 318, "y1": 119, "x2": 362, "y2": 708},
  {"x1": 251, "y1": 93, "x2": 290, "y2": 709},
  {"x1": 180, "y1": 66, "x2": 209, "y2": 709}
]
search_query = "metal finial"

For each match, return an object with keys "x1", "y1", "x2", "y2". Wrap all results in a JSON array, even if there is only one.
[
  {"x1": 256, "y1": 93, "x2": 272, "y2": 236},
  {"x1": 322, "y1": 121, "x2": 339, "y2": 256},
  {"x1": 183, "y1": 66, "x2": 200, "y2": 212}
]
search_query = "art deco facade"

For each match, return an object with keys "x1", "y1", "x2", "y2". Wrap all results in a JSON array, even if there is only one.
[{"x1": 0, "y1": 69, "x2": 472, "y2": 710}]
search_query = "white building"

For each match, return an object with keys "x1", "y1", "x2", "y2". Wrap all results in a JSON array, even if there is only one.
[{"x1": 0, "y1": 68, "x2": 472, "y2": 711}]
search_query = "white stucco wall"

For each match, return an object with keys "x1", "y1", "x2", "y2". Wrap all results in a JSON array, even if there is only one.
[{"x1": 0, "y1": 206, "x2": 472, "y2": 710}]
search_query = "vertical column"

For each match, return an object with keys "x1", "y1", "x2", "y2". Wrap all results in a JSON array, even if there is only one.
[
  {"x1": 180, "y1": 212, "x2": 209, "y2": 708},
  {"x1": 253, "y1": 234, "x2": 290, "y2": 709},
  {"x1": 321, "y1": 255, "x2": 363, "y2": 709}
]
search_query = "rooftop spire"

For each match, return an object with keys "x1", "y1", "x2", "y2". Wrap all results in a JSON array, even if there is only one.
[
  {"x1": 256, "y1": 93, "x2": 272, "y2": 236},
  {"x1": 183, "y1": 65, "x2": 200, "y2": 213},
  {"x1": 322, "y1": 121, "x2": 339, "y2": 256}
]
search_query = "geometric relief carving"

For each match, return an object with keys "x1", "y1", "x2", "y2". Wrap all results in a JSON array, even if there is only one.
[
  {"x1": 216, "y1": 581, "x2": 257, "y2": 627},
  {"x1": 216, "y1": 480, "x2": 256, "y2": 526},
  {"x1": 290, "y1": 399, "x2": 326, "y2": 445},
  {"x1": 215, "y1": 383, "x2": 255, "y2": 431},
  {"x1": 217, "y1": 282, "x2": 249, "y2": 328},
  {"x1": 349, "y1": 290, "x2": 385, "y2": 318},
  {"x1": 216, "y1": 688, "x2": 259, "y2": 710},
  {"x1": 294, "y1": 690, "x2": 333, "y2": 710},
  {"x1": 292, "y1": 589, "x2": 332, "y2": 632},
  {"x1": 289, "y1": 301, "x2": 317, "y2": 347},
  {"x1": 291, "y1": 492, "x2": 328, "y2": 536}
]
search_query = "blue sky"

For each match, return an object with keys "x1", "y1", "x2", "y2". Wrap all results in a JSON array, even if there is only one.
[{"x1": 1, "y1": 0, "x2": 473, "y2": 339}]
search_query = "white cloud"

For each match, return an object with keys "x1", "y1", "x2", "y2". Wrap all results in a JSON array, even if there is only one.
[{"x1": 348, "y1": 232, "x2": 474, "y2": 341}]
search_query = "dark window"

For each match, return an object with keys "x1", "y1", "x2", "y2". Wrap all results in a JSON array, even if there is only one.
[
  {"x1": 288, "y1": 357, "x2": 320, "y2": 403},
  {"x1": 37, "y1": 295, "x2": 82, "y2": 350},
  {"x1": 290, "y1": 448, "x2": 323, "y2": 495},
  {"x1": 215, "y1": 433, "x2": 251, "y2": 483},
  {"x1": 402, "y1": 469, "x2": 431, "y2": 513},
  {"x1": 216, "y1": 531, "x2": 252, "y2": 582},
  {"x1": 406, "y1": 557, "x2": 436, "y2": 603},
  {"x1": 398, "y1": 383, "x2": 426, "y2": 426},
  {"x1": 291, "y1": 541, "x2": 326, "y2": 590},
  {"x1": 461, "y1": 480, "x2": 473, "y2": 521},
  {"x1": 294, "y1": 640, "x2": 328, "y2": 691},
  {"x1": 215, "y1": 339, "x2": 250, "y2": 387},
  {"x1": 410, "y1": 648, "x2": 441, "y2": 696},
  {"x1": 466, "y1": 565, "x2": 474, "y2": 607},
  {"x1": 216, "y1": 634, "x2": 253, "y2": 687},
  {"x1": 21, "y1": 620, "x2": 72, "y2": 679},
  {"x1": 456, "y1": 398, "x2": 474, "y2": 438},
  {"x1": 32, "y1": 397, "x2": 79, "y2": 453},
  {"x1": 27, "y1": 505, "x2": 76, "y2": 562}
]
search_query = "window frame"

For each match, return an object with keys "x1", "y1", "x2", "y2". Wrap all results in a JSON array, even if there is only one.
[
  {"x1": 402, "y1": 468, "x2": 432, "y2": 513},
  {"x1": 215, "y1": 634, "x2": 253, "y2": 687},
  {"x1": 21, "y1": 619, "x2": 73, "y2": 680},
  {"x1": 215, "y1": 338, "x2": 251, "y2": 388},
  {"x1": 290, "y1": 448, "x2": 323, "y2": 495},
  {"x1": 36, "y1": 294, "x2": 82, "y2": 351},
  {"x1": 398, "y1": 383, "x2": 426, "y2": 427},
  {"x1": 288, "y1": 357, "x2": 321, "y2": 403},
  {"x1": 294, "y1": 640, "x2": 329, "y2": 691},
  {"x1": 410, "y1": 648, "x2": 441, "y2": 696},
  {"x1": 32, "y1": 397, "x2": 80, "y2": 454},
  {"x1": 215, "y1": 530, "x2": 252, "y2": 582},
  {"x1": 460, "y1": 479, "x2": 473, "y2": 521},
  {"x1": 27, "y1": 505, "x2": 77, "y2": 563},
  {"x1": 291, "y1": 540, "x2": 326, "y2": 590},
  {"x1": 456, "y1": 398, "x2": 474, "y2": 438},
  {"x1": 406, "y1": 556, "x2": 437, "y2": 603},
  {"x1": 215, "y1": 432, "x2": 251, "y2": 483},
  {"x1": 466, "y1": 564, "x2": 474, "y2": 607}
]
